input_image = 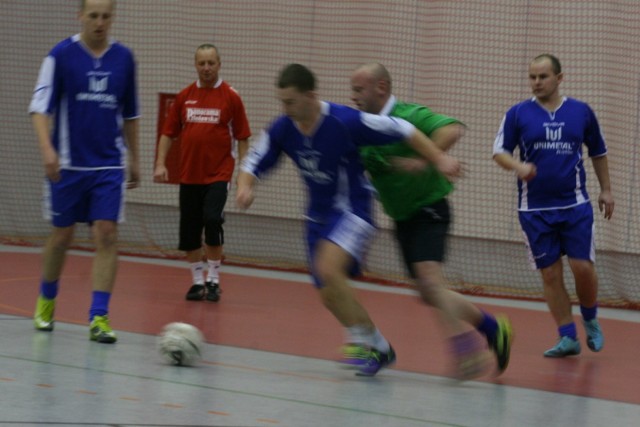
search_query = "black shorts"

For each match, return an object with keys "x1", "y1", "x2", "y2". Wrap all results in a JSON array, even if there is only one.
[
  {"x1": 178, "y1": 181, "x2": 228, "y2": 251},
  {"x1": 394, "y1": 198, "x2": 450, "y2": 278}
]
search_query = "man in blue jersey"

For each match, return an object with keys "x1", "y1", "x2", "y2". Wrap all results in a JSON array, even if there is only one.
[
  {"x1": 493, "y1": 54, "x2": 614, "y2": 357},
  {"x1": 236, "y1": 63, "x2": 460, "y2": 376},
  {"x1": 29, "y1": 0, "x2": 140, "y2": 343}
]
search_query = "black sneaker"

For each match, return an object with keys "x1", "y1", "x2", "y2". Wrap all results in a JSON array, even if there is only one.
[
  {"x1": 185, "y1": 284, "x2": 206, "y2": 301},
  {"x1": 205, "y1": 281, "x2": 221, "y2": 302}
]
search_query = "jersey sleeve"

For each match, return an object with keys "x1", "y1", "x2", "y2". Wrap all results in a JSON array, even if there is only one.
[
  {"x1": 229, "y1": 88, "x2": 252, "y2": 140},
  {"x1": 583, "y1": 104, "x2": 607, "y2": 157},
  {"x1": 240, "y1": 128, "x2": 283, "y2": 179},
  {"x1": 160, "y1": 91, "x2": 185, "y2": 138},
  {"x1": 28, "y1": 55, "x2": 57, "y2": 115},
  {"x1": 353, "y1": 112, "x2": 415, "y2": 146},
  {"x1": 408, "y1": 105, "x2": 462, "y2": 136},
  {"x1": 493, "y1": 108, "x2": 518, "y2": 156},
  {"x1": 121, "y1": 49, "x2": 139, "y2": 120}
]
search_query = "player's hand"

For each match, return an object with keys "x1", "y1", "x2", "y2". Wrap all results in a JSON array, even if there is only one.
[
  {"x1": 598, "y1": 190, "x2": 614, "y2": 220},
  {"x1": 236, "y1": 186, "x2": 254, "y2": 210},
  {"x1": 153, "y1": 165, "x2": 169, "y2": 183},
  {"x1": 127, "y1": 164, "x2": 140, "y2": 189},
  {"x1": 126, "y1": 177, "x2": 139, "y2": 189},
  {"x1": 515, "y1": 162, "x2": 537, "y2": 181},
  {"x1": 434, "y1": 153, "x2": 461, "y2": 180},
  {"x1": 42, "y1": 149, "x2": 61, "y2": 182}
]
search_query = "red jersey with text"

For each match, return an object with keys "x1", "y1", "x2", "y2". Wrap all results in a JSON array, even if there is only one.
[{"x1": 162, "y1": 79, "x2": 251, "y2": 184}]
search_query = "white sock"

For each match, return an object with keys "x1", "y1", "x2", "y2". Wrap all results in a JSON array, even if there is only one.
[
  {"x1": 346, "y1": 326, "x2": 390, "y2": 352},
  {"x1": 206, "y1": 259, "x2": 221, "y2": 283},
  {"x1": 345, "y1": 325, "x2": 370, "y2": 346},
  {"x1": 370, "y1": 328, "x2": 390, "y2": 353},
  {"x1": 190, "y1": 261, "x2": 205, "y2": 285}
]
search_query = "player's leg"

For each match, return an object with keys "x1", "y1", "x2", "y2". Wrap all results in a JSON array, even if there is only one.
[
  {"x1": 314, "y1": 239, "x2": 373, "y2": 328},
  {"x1": 179, "y1": 184, "x2": 207, "y2": 300},
  {"x1": 87, "y1": 169, "x2": 124, "y2": 343},
  {"x1": 35, "y1": 170, "x2": 81, "y2": 331},
  {"x1": 310, "y1": 212, "x2": 395, "y2": 376},
  {"x1": 399, "y1": 200, "x2": 509, "y2": 377},
  {"x1": 520, "y1": 209, "x2": 580, "y2": 357},
  {"x1": 539, "y1": 259, "x2": 581, "y2": 356},
  {"x1": 35, "y1": 225, "x2": 75, "y2": 331},
  {"x1": 564, "y1": 203, "x2": 603, "y2": 352},
  {"x1": 202, "y1": 181, "x2": 229, "y2": 301}
]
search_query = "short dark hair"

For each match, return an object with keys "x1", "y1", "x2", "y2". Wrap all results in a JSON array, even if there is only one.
[
  {"x1": 196, "y1": 43, "x2": 220, "y2": 60},
  {"x1": 277, "y1": 63, "x2": 316, "y2": 92},
  {"x1": 533, "y1": 54, "x2": 562, "y2": 74},
  {"x1": 81, "y1": 0, "x2": 115, "y2": 11}
]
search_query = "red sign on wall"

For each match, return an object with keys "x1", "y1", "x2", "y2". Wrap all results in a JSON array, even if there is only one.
[{"x1": 155, "y1": 93, "x2": 181, "y2": 184}]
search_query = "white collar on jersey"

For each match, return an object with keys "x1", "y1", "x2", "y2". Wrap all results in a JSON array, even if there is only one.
[
  {"x1": 379, "y1": 95, "x2": 397, "y2": 116},
  {"x1": 197, "y1": 78, "x2": 223, "y2": 89}
]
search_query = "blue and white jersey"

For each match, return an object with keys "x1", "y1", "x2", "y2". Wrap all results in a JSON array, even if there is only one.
[
  {"x1": 29, "y1": 34, "x2": 139, "y2": 170},
  {"x1": 242, "y1": 101, "x2": 415, "y2": 223},
  {"x1": 493, "y1": 97, "x2": 607, "y2": 211}
]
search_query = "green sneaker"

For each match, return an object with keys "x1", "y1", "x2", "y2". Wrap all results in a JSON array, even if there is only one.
[
  {"x1": 339, "y1": 343, "x2": 371, "y2": 368},
  {"x1": 89, "y1": 315, "x2": 117, "y2": 343},
  {"x1": 34, "y1": 295, "x2": 55, "y2": 331},
  {"x1": 488, "y1": 315, "x2": 513, "y2": 374}
]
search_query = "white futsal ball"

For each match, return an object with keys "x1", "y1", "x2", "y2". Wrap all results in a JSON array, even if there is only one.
[{"x1": 157, "y1": 322, "x2": 204, "y2": 366}]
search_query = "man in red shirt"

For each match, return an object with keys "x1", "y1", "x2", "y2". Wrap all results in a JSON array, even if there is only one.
[{"x1": 154, "y1": 44, "x2": 251, "y2": 301}]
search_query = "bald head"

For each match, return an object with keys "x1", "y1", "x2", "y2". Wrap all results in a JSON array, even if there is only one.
[{"x1": 350, "y1": 63, "x2": 392, "y2": 114}]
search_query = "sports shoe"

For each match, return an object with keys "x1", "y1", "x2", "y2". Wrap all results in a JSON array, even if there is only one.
[
  {"x1": 583, "y1": 319, "x2": 604, "y2": 352},
  {"x1": 89, "y1": 315, "x2": 117, "y2": 344},
  {"x1": 34, "y1": 295, "x2": 55, "y2": 331},
  {"x1": 452, "y1": 331, "x2": 491, "y2": 380},
  {"x1": 339, "y1": 343, "x2": 371, "y2": 368},
  {"x1": 205, "y1": 281, "x2": 221, "y2": 302},
  {"x1": 455, "y1": 350, "x2": 492, "y2": 380},
  {"x1": 185, "y1": 284, "x2": 206, "y2": 301},
  {"x1": 543, "y1": 336, "x2": 581, "y2": 358},
  {"x1": 356, "y1": 345, "x2": 396, "y2": 376},
  {"x1": 487, "y1": 315, "x2": 513, "y2": 374}
]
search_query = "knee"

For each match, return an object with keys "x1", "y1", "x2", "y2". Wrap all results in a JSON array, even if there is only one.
[
  {"x1": 416, "y1": 279, "x2": 441, "y2": 306},
  {"x1": 318, "y1": 277, "x2": 351, "y2": 309},
  {"x1": 313, "y1": 259, "x2": 342, "y2": 286},
  {"x1": 49, "y1": 228, "x2": 74, "y2": 251},
  {"x1": 93, "y1": 222, "x2": 118, "y2": 249},
  {"x1": 540, "y1": 260, "x2": 564, "y2": 286}
]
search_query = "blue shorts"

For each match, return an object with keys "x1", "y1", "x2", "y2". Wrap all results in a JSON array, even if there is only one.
[
  {"x1": 518, "y1": 203, "x2": 595, "y2": 269},
  {"x1": 43, "y1": 169, "x2": 126, "y2": 227},
  {"x1": 306, "y1": 211, "x2": 376, "y2": 288}
]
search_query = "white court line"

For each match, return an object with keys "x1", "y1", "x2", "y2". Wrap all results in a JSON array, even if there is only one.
[{"x1": 2, "y1": 244, "x2": 639, "y2": 322}]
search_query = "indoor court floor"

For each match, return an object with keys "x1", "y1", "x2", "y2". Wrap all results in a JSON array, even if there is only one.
[{"x1": 1, "y1": 244, "x2": 640, "y2": 427}]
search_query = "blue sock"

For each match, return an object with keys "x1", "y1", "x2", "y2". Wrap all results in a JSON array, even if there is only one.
[
  {"x1": 476, "y1": 311, "x2": 498, "y2": 342},
  {"x1": 40, "y1": 279, "x2": 59, "y2": 300},
  {"x1": 580, "y1": 304, "x2": 597, "y2": 322},
  {"x1": 559, "y1": 322, "x2": 577, "y2": 340},
  {"x1": 89, "y1": 291, "x2": 111, "y2": 321}
]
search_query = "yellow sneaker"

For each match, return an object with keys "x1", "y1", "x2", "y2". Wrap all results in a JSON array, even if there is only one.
[
  {"x1": 89, "y1": 315, "x2": 117, "y2": 343},
  {"x1": 489, "y1": 315, "x2": 514, "y2": 373},
  {"x1": 339, "y1": 343, "x2": 371, "y2": 368},
  {"x1": 34, "y1": 295, "x2": 55, "y2": 331}
]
